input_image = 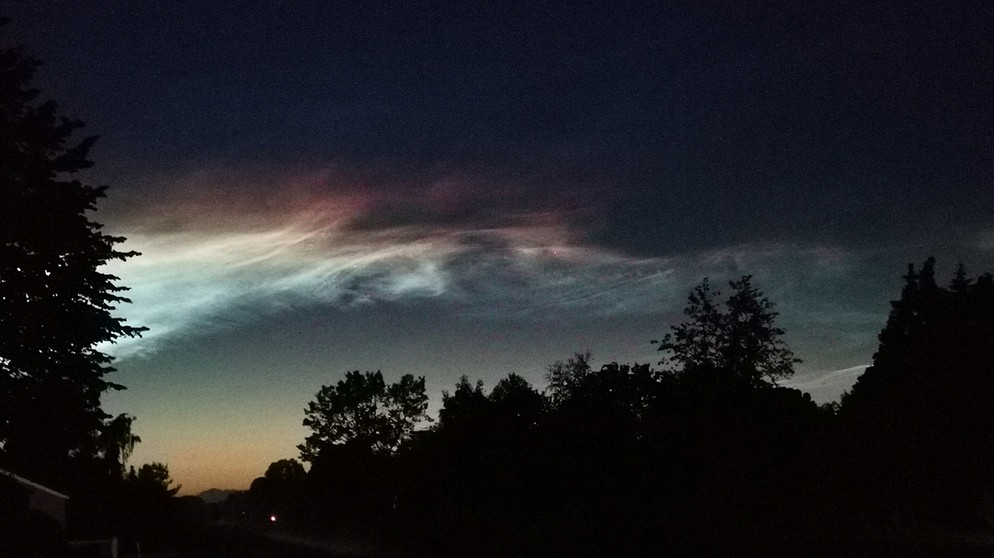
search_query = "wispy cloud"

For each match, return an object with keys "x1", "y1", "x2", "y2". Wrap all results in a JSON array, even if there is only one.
[
  {"x1": 101, "y1": 219, "x2": 459, "y2": 357},
  {"x1": 99, "y1": 167, "x2": 888, "y2": 363},
  {"x1": 782, "y1": 365, "x2": 868, "y2": 404}
]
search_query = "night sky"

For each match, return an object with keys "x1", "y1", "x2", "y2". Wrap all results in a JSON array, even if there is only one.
[{"x1": 6, "y1": 1, "x2": 993, "y2": 494}]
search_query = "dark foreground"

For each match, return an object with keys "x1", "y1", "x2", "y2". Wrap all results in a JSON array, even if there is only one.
[
  {"x1": 111, "y1": 523, "x2": 392, "y2": 558},
  {"x1": 106, "y1": 521, "x2": 994, "y2": 558}
]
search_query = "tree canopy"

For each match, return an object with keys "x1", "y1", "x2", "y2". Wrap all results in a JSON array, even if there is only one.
[
  {"x1": 298, "y1": 371, "x2": 430, "y2": 460},
  {"x1": 0, "y1": 25, "x2": 144, "y2": 487},
  {"x1": 655, "y1": 275, "x2": 797, "y2": 386}
]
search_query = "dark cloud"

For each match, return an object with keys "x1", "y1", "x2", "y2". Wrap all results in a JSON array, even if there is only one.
[{"x1": 9, "y1": 2, "x2": 992, "y2": 256}]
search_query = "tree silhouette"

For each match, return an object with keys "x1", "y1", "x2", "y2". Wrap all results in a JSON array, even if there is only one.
[
  {"x1": 655, "y1": 275, "x2": 797, "y2": 386},
  {"x1": 265, "y1": 458, "x2": 306, "y2": 489},
  {"x1": 247, "y1": 458, "x2": 306, "y2": 523},
  {"x1": 490, "y1": 373, "x2": 547, "y2": 426},
  {"x1": 90, "y1": 413, "x2": 141, "y2": 480},
  {"x1": 656, "y1": 280, "x2": 724, "y2": 372},
  {"x1": 128, "y1": 462, "x2": 180, "y2": 497},
  {"x1": 114, "y1": 462, "x2": 180, "y2": 550},
  {"x1": 298, "y1": 371, "x2": 430, "y2": 460},
  {"x1": 438, "y1": 375, "x2": 490, "y2": 432},
  {"x1": 841, "y1": 258, "x2": 994, "y2": 525},
  {"x1": 545, "y1": 350, "x2": 593, "y2": 408},
  {"x1": 0, "y1": 24, "x2": 145, "y2": 488}
]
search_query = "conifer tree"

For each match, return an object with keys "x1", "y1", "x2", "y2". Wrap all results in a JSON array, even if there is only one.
[
  {"x1": 0, "y1": 31, "x2": 144, "y2": 485},
  {"x1": 842, "y1": 258, "x2": 994, "y2": 524}
]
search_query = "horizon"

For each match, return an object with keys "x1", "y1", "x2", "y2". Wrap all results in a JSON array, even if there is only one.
[{"x1": 175, "y1": 362, "x2": 869, "y2": 496}]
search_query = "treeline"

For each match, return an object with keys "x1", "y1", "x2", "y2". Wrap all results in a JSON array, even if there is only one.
[{"x1": 249, "y1": 260, "x2": 994, "y2": 557}]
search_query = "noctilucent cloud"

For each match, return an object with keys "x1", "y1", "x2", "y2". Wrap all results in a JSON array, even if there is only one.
[{"x1": 6, "y1": 1, "x2": 993, "y2": 494}]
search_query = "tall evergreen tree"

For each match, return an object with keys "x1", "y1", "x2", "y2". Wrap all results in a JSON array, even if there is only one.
[
  {"x1": 842, "y1": 258, "x2": 994, "y2": 525},
  {"x1": 0, "y1": 27, "x2": 144, "y2": 486}
]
